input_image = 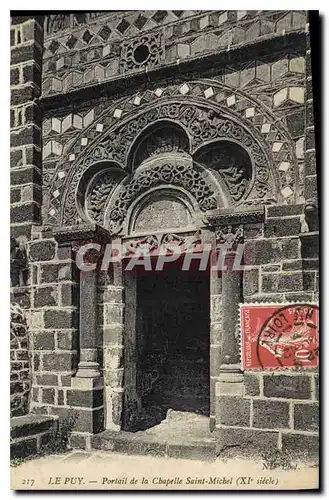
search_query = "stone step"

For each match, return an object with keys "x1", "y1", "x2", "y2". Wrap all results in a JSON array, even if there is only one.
[
  {"x1": 92, "y1": 430, "x2": 216, "y2": 461},
  {"x1": 10, "y1": 414, "x2": 59, "y2": 460}
]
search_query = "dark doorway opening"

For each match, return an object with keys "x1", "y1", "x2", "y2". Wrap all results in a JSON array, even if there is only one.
[{"x1": 135, "y1": 268, "x2": 210, "y2": 430}]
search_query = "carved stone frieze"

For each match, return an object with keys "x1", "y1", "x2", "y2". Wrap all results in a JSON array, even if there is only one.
[
  {"x1": 124, "y1": 230, "x2": 203, "y2": 255},
  {"x1": 205, "y1": 206, "x2": 265, "y2": 227},
  {"x1": 125, "y1": 235, "x2": 159, "y2": 255},
  {"x1": 161, "y1": 230, "x2": 202, "y2": 251}
]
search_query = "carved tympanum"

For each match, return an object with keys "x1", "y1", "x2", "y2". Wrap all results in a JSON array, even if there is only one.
[{"x1": 106, "y1": 162, "x2": 217, "y2": 234}]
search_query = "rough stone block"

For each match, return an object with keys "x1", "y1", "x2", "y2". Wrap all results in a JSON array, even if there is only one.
[
  {"x1": 34, "y1": 286, "x2": 57, "y2": 307},
  {"x1": 305, "y1": 150, "x2": 317, "y2": 176},
  {"x1": 42, "y1": 352, "x2": 77, "y2": 372},
  {"x1": 10, "y1": 66, "x2": 20, "y2": 86},
  {"x1": 33, "y1": 330, "x2": 55, "y2": 350},
  {"x1": 10, "y1": 437, "x2": 38, "y2": 459},
  {"x1": 306, "y1": 127, "x2": 315, "y2": 150},
  {"x1": 11, "y1": 43, "x2": 42, "y2": 66},
  {"x1": 72, "y1": 407, "x2": 104, "y2": 433},
  {"x1": 266, "y1": 205, "x2": 304, "y2": 218},
  {"x1": 44, "y1": 309, "x2": 77, "y2": 329},
  {"x1": 24, "y1": 144, "x2": 42, "y2": 166},
  {"x1": 305, "y1": 175, "x2": 318, "y2": 201},
  {"x1": 105, "y1": 369, "x2": 124, "y2": 388},
  {"x1": 10, "y1": 124, "x2": 41, "y2": 149},
  {"x1": 301, "y1": 234, "x2": 319, "y2": 259},
  {"x1": 111, "y1": 391, "x2": 123, "y2": 426},
  {"x1": 10, "y1": 202, "x2": 40, "y2": 223},
  {"x1": 39, "y1": 264, "x2": 58, "y2": 284},
  {"x1": 36, "y1": 373, "x2": 58, "y2": 385},
  {"x1": 217, "y1": 396, "x2": 251, "y2": 427},
  {"x1": 244, "y1": 374, "x2": 260, "y2": 396},
  {"x1": 243, "y1": 268, "x2": 259, "y2": 296},
  {"x1": 103, "y1": 325, "x2": 124, "y2": 345},
  {"x1": 264, "y1": 218, "x2": 301, "y2": 238},
  {"x1": 215, "y1": 427, "x2": 279, "y2": 456},
  {"x1": 244, "y1": 239, "x2": 275, "y2": 266},
  {"x1": 10, "y1": 148, "x2": 23, "y2": 168},
  {"x1": 67, "y1": 389, "x2": 103, "y2": 409},
  {"x1": 29, "y1": 240, "x2": 56, "y2": 262},
  {"x1": 60, "y1": 283, "x2": 78, "y2": 307},
  {"x1": 294, "y1": 403, "x2": 319, "y2": 431},
  {"x1": 42, "y1": 388, "x2": 55, "y2": 404},
  {"x1": 57, "y1": 330, "x2": 78, "y2": 350},
  {"x1": 253, "y1": 399, "x2": 289, "y2": 429},
  {"x1": 70, "y1": 433, "x2": 88, "y2": 450},
  {"x1": 11, "y1": 166, "x2": 41, "y2": 185},
  {"x1": 281, "y1": 432, "x2": 318, "y2": 459},
  {"x1": 263, "y1": 375, "x2": 311, "y2": 399},
  {"x1": 262, "y1": 272, "x2": 303, "y2": 293}
]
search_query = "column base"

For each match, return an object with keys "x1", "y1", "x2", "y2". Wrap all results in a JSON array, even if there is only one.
[
  {"x1": 217, "y1": 363, "x2": 244, "y2": 396},
  {"x1": 75, "y1": 362, "x2": 101, "y2": 379}
]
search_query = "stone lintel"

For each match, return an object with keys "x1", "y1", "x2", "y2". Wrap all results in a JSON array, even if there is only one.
[
  {"x1": 205, "y1": 206, "x2": 265, "y2": 227},
  {"x1": 53, "y1": 223, "x2": 111, "y2": 244}
]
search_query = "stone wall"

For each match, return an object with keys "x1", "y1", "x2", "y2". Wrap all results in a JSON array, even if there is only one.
[
  {"x1": 10, "y1": 15, "x2": 44, "y2": 418},
  {"x1": 217, "y1": 371, "x2": 318, "y2": 458}
]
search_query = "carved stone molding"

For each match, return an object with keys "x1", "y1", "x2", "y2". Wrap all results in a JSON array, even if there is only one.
[
  {"x1": 205, "y1": 206, "x2": 265, "y2": 227},
  {"x1": 53, "y1": 223, "x2": 111, "y2": 244}
]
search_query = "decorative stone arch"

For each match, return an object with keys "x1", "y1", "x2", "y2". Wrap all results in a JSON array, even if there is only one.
[
  {"x1": 46, "y1": 79, "x2": 299, "y2": 227},
  {"x1": 103, "y1": 153, "x2": 220, "y2": 235},
  {"x1": 126, "y1": 119, "x2": 191, "y2": 172}
]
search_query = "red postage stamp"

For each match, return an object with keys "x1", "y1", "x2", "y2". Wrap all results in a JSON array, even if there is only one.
[{"x1": 240, "y1": 303, "x2": 319, "y2": 370}]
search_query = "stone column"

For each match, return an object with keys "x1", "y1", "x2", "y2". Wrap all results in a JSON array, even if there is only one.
[
  {"x1": 53, "y1": 224, "x2": 111, "y2": 447},
  {"x1": 215, "y1": 225, "x2": 244, "y2": 401},
  {"x1": 205, "y1": 209, "x2": 265, "y2": 431},
  {"x1": 209, "y1": 235, "x2": 222, "y2": 431},
  {"x1": 76, "y1": 267, "x2": 99, "y2": 378}
]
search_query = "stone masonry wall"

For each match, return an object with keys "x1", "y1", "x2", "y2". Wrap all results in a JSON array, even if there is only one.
[
  {"x1": 217, "y1": 370, "x2": 318, "y2": 458},
  {"x1": 10, "y1": 15, "x2": 44, "y2": 417}
]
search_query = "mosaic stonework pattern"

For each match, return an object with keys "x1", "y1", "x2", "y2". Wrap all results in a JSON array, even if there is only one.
[{"x1": 42, "y1": 11, "x2": 307, "y2": 96}]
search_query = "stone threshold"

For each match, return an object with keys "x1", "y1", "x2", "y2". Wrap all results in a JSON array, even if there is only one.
[{"x1": 91, "y1": 430, "x2": 217, "y2": 461}]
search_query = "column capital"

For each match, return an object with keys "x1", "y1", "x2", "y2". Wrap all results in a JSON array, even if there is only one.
[
  {"x1": 204, "y1": 206, "x2": 265, "y2": 228},
  {"x1": 53, "y1": 223, "x2": 111, "y2": 244}
]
